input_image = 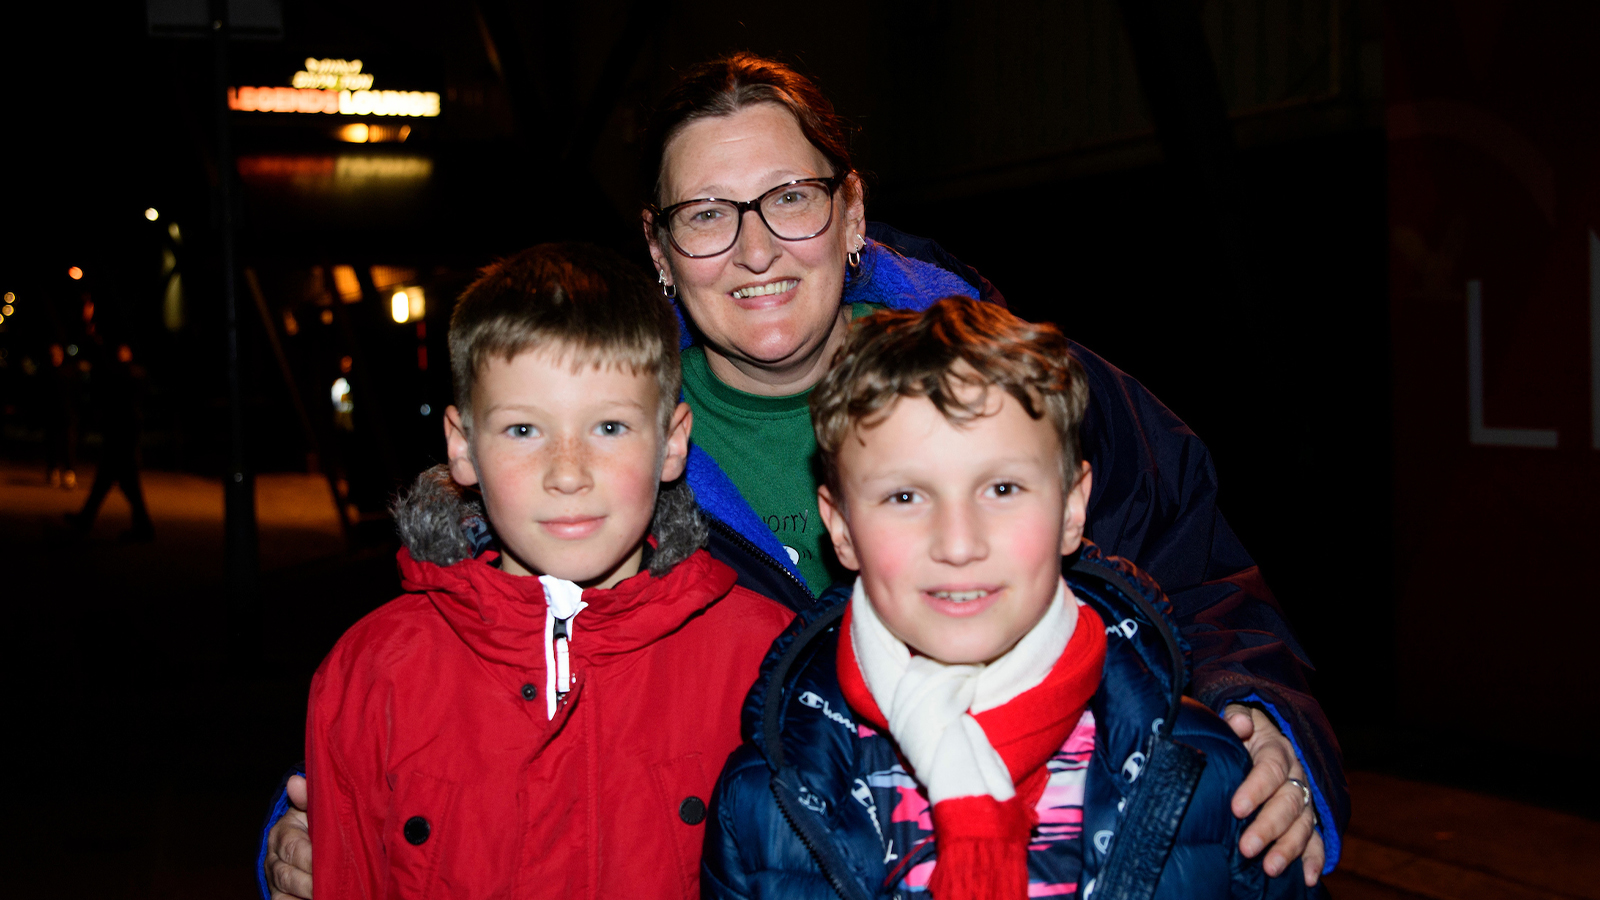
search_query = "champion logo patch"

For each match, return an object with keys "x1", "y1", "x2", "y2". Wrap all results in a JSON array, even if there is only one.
[{"x1": 797, "y1": 690, "x2": 856, "y2": 730}]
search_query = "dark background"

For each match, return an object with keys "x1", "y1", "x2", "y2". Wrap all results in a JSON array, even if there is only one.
[{"x1": 0, "y1": 0, "x2": 1593, "y2": 896}]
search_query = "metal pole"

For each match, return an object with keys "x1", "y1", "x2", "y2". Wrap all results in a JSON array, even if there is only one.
[
  {"x1": 213, "y1": 0, "x2": 259, "y2": 609},
  {"x1": 244, "y1": 267, "x2": 350, "y2": 542}
]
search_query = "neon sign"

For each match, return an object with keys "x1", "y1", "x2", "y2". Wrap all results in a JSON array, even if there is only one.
[
  {"x1": 229, "y1": 59, "x2": 440, "y2": 117},
  {"x1": 292, "y1": 58, "x2": 374, "y2": 91}
]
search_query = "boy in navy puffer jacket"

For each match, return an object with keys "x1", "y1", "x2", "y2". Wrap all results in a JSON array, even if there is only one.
[{"x1": 703, "y1": 298, "x2": 1312, "y2": 900}]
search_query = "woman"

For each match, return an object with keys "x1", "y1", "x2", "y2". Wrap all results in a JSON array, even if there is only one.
[{"x1": 262, "y1": 54, "x2": 1337, "y2": 897}]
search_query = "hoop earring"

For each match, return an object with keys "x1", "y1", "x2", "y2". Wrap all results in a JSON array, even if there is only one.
[
  {"x1": 846, "y1": 234, "x2": 864, "y2": 272},
  {"x1": 657, "y1": 269, "x2": 677, "y2": 300}
]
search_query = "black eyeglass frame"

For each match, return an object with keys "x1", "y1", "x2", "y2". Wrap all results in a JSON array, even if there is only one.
[{"x1": 650, "y1": 173, "x2": 848, "y2": 259}]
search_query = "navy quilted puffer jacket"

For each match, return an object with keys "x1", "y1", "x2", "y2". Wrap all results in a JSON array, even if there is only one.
[{"x1": 703, "y1": 543, "x2": 1311, "y2": 900}]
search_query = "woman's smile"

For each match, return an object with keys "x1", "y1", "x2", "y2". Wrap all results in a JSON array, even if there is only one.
[{"x1": 730, "y1": 278, "x2": 799, "y2": 304}]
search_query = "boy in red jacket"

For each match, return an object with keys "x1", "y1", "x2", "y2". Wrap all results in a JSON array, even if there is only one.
[{"x1": 306, "y1": 243, "x2": 793, "y2": 899}]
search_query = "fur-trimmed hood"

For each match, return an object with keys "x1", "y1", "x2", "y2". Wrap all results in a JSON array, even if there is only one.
[{"x1": 390, "y1": 463, "x2": 708, "y2": 575}]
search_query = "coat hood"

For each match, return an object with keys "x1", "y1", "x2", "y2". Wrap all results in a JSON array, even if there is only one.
[{"x1": 391, "y1": 463, "x2": 709, "y2": 576}]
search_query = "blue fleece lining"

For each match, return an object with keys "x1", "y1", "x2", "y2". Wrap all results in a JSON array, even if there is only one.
[
  {"x1": 845, "y1": 239, "x2": 978, "y2": 309},
  {"x1": 1239, "y1": 692, "x2": 1340, "y2": 874}
]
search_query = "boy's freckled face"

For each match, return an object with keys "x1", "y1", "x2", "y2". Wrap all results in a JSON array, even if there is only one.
[
  {"x1": 446, "y1": 349, "x2": 690, "y2": 589},
  {"x1": 819, "y1": 392, "x2": 1090, "y2": 665}
]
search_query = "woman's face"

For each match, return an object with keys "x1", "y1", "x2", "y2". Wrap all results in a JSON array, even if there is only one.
[{"x1": 646, "y1": 103, "x2": 865, "y2": 394}]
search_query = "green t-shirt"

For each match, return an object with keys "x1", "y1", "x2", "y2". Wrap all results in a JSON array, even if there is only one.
[
  {"x1": 680, "y1": 304, "x2": 880, "y2": 594},
  {"x1": 681, "y1": 346, "x2": 837, "y2": 593}
]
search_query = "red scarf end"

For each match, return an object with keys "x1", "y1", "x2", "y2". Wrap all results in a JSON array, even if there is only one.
[{"x1": 929, "y1": 796, "x2": 1033, "y2": 899}]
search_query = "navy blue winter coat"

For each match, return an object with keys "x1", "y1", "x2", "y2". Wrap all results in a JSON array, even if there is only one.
[{"x1": 702, "y1": 543, "x2": 1311, "y2": 900}]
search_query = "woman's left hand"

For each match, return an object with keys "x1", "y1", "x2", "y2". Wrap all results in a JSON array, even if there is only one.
[{"x1": 1223, "y1": 704, "x2": 1326, "y2": 886}]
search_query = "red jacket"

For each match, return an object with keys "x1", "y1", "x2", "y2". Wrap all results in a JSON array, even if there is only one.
[{"x1": 307, "y1": 547, "x2": 793, "y2": 900}]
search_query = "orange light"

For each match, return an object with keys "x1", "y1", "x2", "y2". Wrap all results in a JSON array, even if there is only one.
[
  {"x1": 338, "y1": 122, "x2": 370, "y2": 143},
  {"x1": 332, "y1": 265, "x2": 362, "y2": 302},
  {"x1": 68, "y1": 266, "x2": 83, "y2": 280}
]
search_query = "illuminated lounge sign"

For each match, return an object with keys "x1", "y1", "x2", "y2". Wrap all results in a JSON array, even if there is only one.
[{"x1": 229, "y1": 58, "x2": 440, "y2": 117}]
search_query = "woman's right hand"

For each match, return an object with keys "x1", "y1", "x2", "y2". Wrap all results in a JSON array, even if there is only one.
[{"x1": 264, "y1": 774, "x2": 313, "y2": 899}]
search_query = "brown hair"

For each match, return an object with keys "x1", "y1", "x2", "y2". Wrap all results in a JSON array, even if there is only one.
[
  {"x1": 449, "y1": 243, "x2": 682, "y2": 434},
  {"x1": 811, "y1": 297, "x2": 1091, "y2": 498},
  {"x1": 640, "y1": 52, "x2": 857, "y2": 221}
]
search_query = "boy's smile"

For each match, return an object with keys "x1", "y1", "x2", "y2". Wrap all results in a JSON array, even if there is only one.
[
  {"x1": 444, "y1": 348, "x2": 691, "y2": 589},
  {"x1": 818, "y1": 389, "x2": 1092, "y2": 665}
]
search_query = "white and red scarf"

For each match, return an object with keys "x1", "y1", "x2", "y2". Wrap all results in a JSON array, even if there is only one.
[{"x1": 837, "y1": 579, "x2": 1106, "y2": 900}]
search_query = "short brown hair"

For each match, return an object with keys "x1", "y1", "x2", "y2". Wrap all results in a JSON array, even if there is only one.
[
  {"x1": 640, "y1": 52, "x2": 858, "y2": 219},
  {"x1": 811, "y1": 297, "x2": 1090, "y2": 498},
  {"x1": 449, "y1": 243, "x2": 682, "y2": 433}
]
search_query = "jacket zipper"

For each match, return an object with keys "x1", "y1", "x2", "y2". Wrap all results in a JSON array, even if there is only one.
[
  {"x1": 707, "y1": 515, "x2": 814, "y2": 600},
  {"x1": 771, "y1": 774, "x2": 871, "y2": 900}
]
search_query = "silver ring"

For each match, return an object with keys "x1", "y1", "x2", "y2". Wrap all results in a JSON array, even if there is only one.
[{"x1": 1285, "y1": 777, "x2": 1311, "y2": 813}]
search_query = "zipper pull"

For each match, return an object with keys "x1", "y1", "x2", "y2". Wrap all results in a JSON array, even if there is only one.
[
  {"x1": 540, "y1": 576, "x2": 587, "y2": 720},
  {"x1": 554, "y1": 618, "x2": 572, "y2": 699}
]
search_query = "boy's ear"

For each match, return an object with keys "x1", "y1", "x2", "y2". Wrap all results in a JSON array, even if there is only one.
[
  {"x1": 659, "y1": 402, "x2": 692, "y2": 483},
  {"x1": 817, "y1": 485, "x2": 860, "y2": 571},
  {"x1": 444, "y1": 405, "x2": 480, "y2": 487},
  {"x1": 1059, "y1": 461, "x2": 1092, "y2": 556}
]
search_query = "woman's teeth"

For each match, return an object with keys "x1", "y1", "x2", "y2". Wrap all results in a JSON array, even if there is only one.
[
  {"x1": 732, "y1": 280, "x2": 797, "y2": 299},
  {"x1": 931, "y1": 589, "x2": 990, "y2": 603}
]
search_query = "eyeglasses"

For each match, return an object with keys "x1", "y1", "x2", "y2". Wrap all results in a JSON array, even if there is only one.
[{"x1": 652, "y1": 174, "x2": 846, "y2": 258}]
